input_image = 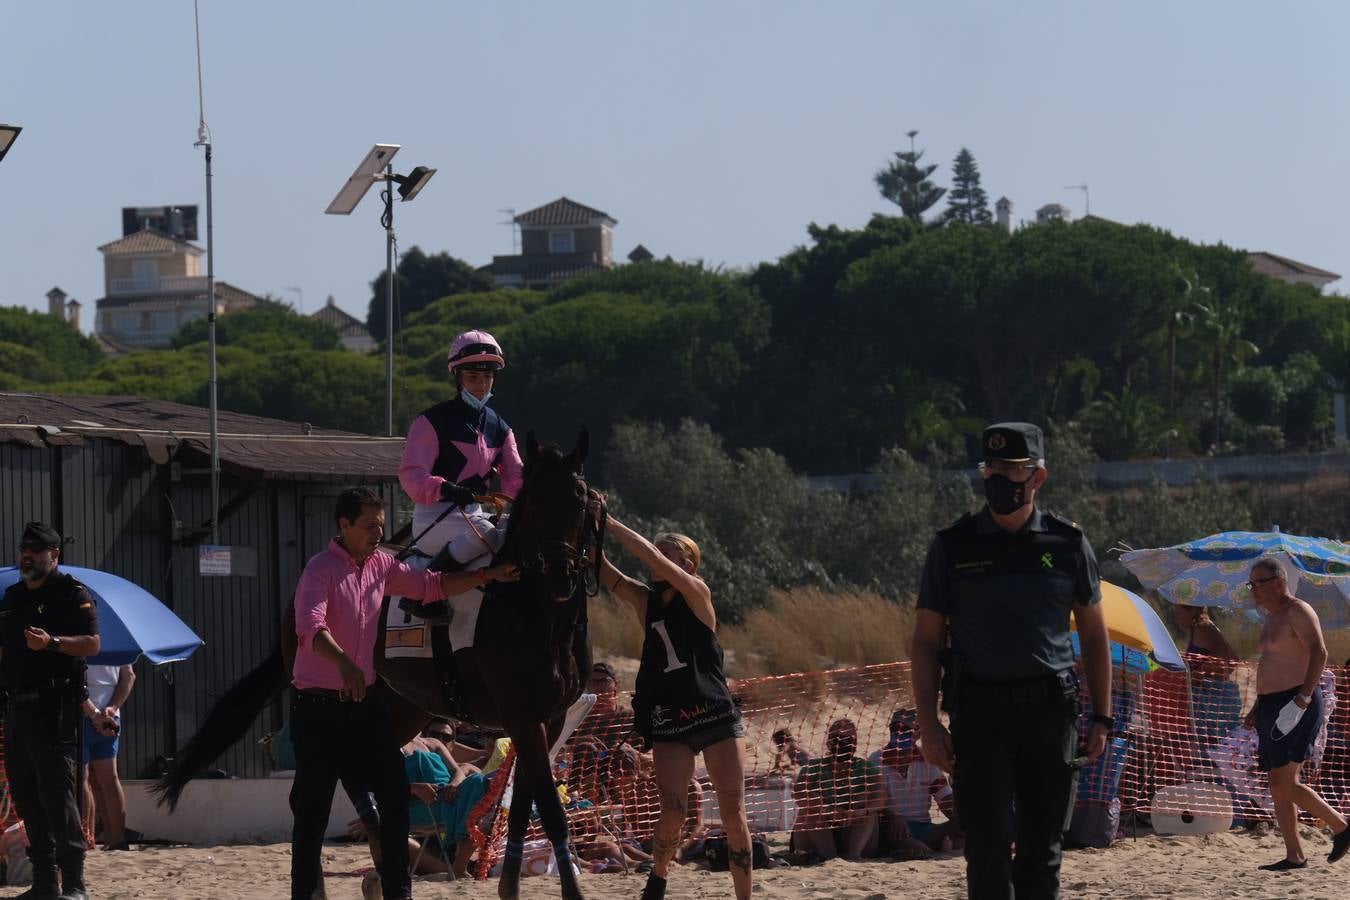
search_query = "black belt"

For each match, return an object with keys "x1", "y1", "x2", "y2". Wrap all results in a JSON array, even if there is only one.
[
  {"x1": 296, "y1": 687, "x2": 362, "y2": 703},
  {"x1": 4, "y1": 678, "x2": 79, "y2": 705},
  {"x1": 959, "y1": 673, "x2": 1074, "y2": 704}
]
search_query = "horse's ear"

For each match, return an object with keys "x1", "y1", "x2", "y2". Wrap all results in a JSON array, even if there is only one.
[
  {"x1": 569, "y1": 427, "x2": 589, "y2": 469},
  {"x1": 527, "y1": 430, "x2": 540, "y2": 461}
]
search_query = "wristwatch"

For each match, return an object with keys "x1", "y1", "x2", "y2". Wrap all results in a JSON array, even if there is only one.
[
  {"x1": 1090, "y1": 713, "x2": 1115, "y2": 730},
  {"x1": 49, "y1": 636, "x2": 62, "y2": 653}
]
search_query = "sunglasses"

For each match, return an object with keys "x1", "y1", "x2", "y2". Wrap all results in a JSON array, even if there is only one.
[{"x1": 1246, "y1": 574, "x2": 1281, "y2": 590}]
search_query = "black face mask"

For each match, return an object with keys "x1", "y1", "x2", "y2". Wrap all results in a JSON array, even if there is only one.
[{"x1": 983, "y1": 473, "x2": 1033, "y2": 515}]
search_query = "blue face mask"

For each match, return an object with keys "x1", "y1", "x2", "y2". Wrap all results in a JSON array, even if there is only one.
[{"x1": 460, "y1": 389, "x2": 492, "y2": 411}]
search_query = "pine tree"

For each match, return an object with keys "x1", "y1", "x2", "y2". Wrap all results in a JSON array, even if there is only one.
[
  {"x1": 942, "y1": 147, "x2": 993, "y2": 225},
  {"x1": 875, "y1": 145, "x2": 947, "y2": 224}
]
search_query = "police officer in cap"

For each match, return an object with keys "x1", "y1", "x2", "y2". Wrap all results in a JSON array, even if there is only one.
[
  {"x1": 1, "y1": 523, "x2": 100, "y2": 900},
  {"x1": 910, "y1": 424, "x2": 1112, "y2": 900}
]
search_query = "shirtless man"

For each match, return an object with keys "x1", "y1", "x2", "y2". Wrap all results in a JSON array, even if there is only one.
[{"x1": 1242, "y1": 556, "x2": 1350, "y2": 870}]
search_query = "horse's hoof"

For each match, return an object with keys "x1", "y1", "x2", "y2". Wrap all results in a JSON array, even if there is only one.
[{"x1": 361, "y1": 871, "x2": 382, "y2": 900}]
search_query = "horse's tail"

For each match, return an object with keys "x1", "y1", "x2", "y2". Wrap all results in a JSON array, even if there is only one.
[{"x1": 151, "y1": 645, "x2": 288, "y2": 811}]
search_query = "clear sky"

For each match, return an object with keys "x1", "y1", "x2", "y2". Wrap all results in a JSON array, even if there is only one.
[{"x1": 2, "y1": 1, "x2": 1346, "y2": 329}]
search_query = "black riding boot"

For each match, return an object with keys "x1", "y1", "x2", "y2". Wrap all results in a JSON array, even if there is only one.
[
  {"x1": 15, "y1": 863, "x2": 60, "y2": 899},
  {"x1": 57, "y1": 859, "x2": 88, "y2": 900}
]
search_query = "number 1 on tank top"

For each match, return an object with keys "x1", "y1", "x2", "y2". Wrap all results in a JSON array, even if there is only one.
[{"x1": 650, "y1": 620, "x2": 688, "y2": 673}]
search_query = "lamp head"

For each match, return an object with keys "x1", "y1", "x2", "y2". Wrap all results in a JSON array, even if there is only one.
[
  {"x1": 395, "y1": 166, "x2": 436, "y2": 202},
  {"x1": 0, "y1": 124, "x2": 23, "y2": 163}
]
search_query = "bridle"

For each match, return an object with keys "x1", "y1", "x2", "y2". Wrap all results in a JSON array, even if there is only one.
[{"x1": 510, "y1": 468, "x2": 605, "y2": 600}]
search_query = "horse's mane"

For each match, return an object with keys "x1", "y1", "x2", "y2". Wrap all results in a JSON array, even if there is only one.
[{"x1": 496, "y1": 440, "x2": 571, "y2": 560}]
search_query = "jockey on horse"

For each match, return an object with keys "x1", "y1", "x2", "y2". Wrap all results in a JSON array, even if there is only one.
[{"x1": 399, "y1": 330, "x2": 523, "y2": 568}]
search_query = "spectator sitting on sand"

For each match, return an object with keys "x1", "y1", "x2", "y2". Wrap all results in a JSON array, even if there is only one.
[
  {"x1": 868, "y1": 707, "x2": 962, "y2": 855},
  {"x1": 791, "y1": 718, "x2": 883, "y2": 862},
  {"x1": 770, "y1": 728, "x2": 812, "y2": 776}
]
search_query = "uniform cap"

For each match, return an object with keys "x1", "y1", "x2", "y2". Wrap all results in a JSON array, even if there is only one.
[
  {"x1": 20, "y1": 522, "x2": 61, "y2": 549},
  {"x1": 981, "y1": 422, "x2": 1044, "y2": 461}
]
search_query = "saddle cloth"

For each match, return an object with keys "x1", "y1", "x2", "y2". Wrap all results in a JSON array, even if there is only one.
[{"x1": 383, "y1": 586, "x2": 485, "y2": 657}]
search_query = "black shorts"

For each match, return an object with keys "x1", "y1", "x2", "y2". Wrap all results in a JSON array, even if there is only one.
[
  {"x1": 652, "y1": 720, "x2": 744, "y2": 755},
  {"x1": 1256, "y1": 685, "x2": 1321, "y2": 772}
]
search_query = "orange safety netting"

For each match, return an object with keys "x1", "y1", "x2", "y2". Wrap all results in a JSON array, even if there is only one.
[{"x1": 464, "y1": 658, "x2": 1350, "y2": 874}]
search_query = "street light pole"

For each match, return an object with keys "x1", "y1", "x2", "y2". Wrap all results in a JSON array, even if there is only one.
[{"x1": 383, "y1": 164, "x2": 395, "y2": 437}]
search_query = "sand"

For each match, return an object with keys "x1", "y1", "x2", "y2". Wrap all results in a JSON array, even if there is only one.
[{"x1": 11, "y1": 828, "x2": 1347, "y2": 899}]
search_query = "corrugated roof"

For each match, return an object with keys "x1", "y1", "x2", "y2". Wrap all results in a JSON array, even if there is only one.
[
  {"x1": 514, "y1": 197, "x2": 616, "y2": 227},
  {"x1": 1247, "y1": 251, "x2": 1341, "y2": 282},
  {"x1": 97, "y1": 228, "x2": 203, "y2": 256},
  {"x1": 0, "y1": 392, "x2": 403, "y2": 481}
]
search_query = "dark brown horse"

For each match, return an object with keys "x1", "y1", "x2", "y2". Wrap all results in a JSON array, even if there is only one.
[{"x1": 154, "y1": 430, "x2": 600, "y2": 900}]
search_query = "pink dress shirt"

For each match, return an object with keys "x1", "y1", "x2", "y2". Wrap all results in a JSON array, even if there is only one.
[{"x1": 292, "y1": 539, "x2": 446, "y2": 690}]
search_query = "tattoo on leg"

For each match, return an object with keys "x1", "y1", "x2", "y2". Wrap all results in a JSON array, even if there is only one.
[
  {"x1": 658, "y1": 784, "x2": 687, "y2": 816},
  {"x1": 652, "y1": 831, "x2": 681, "y2": 863},
  {"x1": 729, "y1": 847, "x2": 751, "y2": 875}
]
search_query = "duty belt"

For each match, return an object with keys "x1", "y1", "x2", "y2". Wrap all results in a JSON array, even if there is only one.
[
  {"x1": 5, "y1": 681, "x2": 79, "y2": 705},
  {"x1": 959, "y1": 673, "x2": 1074, "y2": 704}
]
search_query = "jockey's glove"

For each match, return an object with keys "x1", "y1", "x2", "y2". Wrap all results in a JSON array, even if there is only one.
[{"x1": 441, "y1": 482, "x2": 477, "y2": 507}]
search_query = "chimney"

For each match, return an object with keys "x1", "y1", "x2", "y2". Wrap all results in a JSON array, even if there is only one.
[
  {"x1": 996, "y1": 197, "x2": 1013, "y2": 232},
  {"x1": 46, "y1": 286, "x2": 67, "y2": 318},
  {"x1": 169, "y1": 207, "x2": 185, "y2": 238},
  {"x1": 66, "y1": 298, "x2": 82, "y2": 330}
]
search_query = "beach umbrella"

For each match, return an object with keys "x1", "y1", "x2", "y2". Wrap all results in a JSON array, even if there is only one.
[
  {"x1": 1120, "y1": 530, "x2": 1350, "y2": 628},
  {"x1": 1071, "y1": 580, "x2": 1186, "y2": 672},
  {"x1": 0, "y1": 565, "x2": 203, "y2": 665}
]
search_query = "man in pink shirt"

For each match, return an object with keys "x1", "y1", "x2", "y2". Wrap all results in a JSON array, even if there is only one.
[{"x1": 289, "y1": 487, "x2": 518, "y2": 900}]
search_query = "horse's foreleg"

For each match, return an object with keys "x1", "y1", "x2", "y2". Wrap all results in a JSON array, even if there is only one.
[
  {"x1": 510, "y1": 723, "x2": 586, "y2": 900},
  {"x1": 497, "y1": 770, "x2": 534, "y2": 900}
]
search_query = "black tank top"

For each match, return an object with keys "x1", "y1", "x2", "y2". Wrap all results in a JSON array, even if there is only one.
[{"x1": 631, "y1": 581, "x2": 739, "y2": 741}]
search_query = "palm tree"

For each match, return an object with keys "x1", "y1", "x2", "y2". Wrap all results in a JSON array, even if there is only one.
[
  {"x1": 1192, "y1": 295, "x2": 1258, "y2": 450},
  {"x1": 1078, "y1": 386, "x2": 1174, "y2": 460},
  {"x1": 1165, "y1": 265, "x2": 1200, "y2": 413}
]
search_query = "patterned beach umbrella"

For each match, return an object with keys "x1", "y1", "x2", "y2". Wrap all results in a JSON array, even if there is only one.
[{"x1": 1120, "y1": 530, "x2": 1350, "y2": 628}]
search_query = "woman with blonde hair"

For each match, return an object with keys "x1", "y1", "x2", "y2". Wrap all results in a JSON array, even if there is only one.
[{"x1": 587, "y1": 494, "x2": 752, "y2": 900}]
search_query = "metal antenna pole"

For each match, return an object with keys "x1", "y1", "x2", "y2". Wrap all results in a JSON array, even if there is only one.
[
  {"x1": 194, "y1": 0, "x2": 219, "y2": 545},
  {"x1": 383, "y1": 164, "x2": 395, "y2": 437}
]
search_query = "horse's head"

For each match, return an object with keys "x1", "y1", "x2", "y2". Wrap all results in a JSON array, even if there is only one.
[{"x1": 511, "y1": 428, "x2": 593, "y2": 601}]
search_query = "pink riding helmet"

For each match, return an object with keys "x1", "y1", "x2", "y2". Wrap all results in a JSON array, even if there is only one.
[{"x1": 447, "y1": 330, "x2": 506, "y2": 372}]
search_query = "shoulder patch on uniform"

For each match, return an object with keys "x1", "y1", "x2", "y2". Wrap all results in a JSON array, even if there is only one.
[{"x1": 1043, "y1": 511, "x2": 1083, "y2": 535}]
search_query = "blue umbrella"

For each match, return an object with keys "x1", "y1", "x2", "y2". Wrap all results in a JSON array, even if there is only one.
[
  {"x1": 1121, "y1": 530, "x2": 1350, "y2": 628},
  {"x1": 0, "y1": 565, "x2": 203, "y2": 665}
]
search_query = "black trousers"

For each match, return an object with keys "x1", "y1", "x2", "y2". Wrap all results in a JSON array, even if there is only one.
[
  {"x1": 289, "y1": 690, "x2": 410, "y2": 900},
  {"x1": 3, "y1": 699, "x2": 86, "y2": 871},
  {"x1": 952, "y1": 697, "x2": 1079, "y2": 900}
]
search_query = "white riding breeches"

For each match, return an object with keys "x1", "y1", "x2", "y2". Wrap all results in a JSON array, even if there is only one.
[{"x1": 410, "y1": 501, "x2": 508, "y2": 569}]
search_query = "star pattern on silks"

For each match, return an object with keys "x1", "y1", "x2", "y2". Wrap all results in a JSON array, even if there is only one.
[{"x1": 450, "y1": 432, "x2": 495, "y2": 485}]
